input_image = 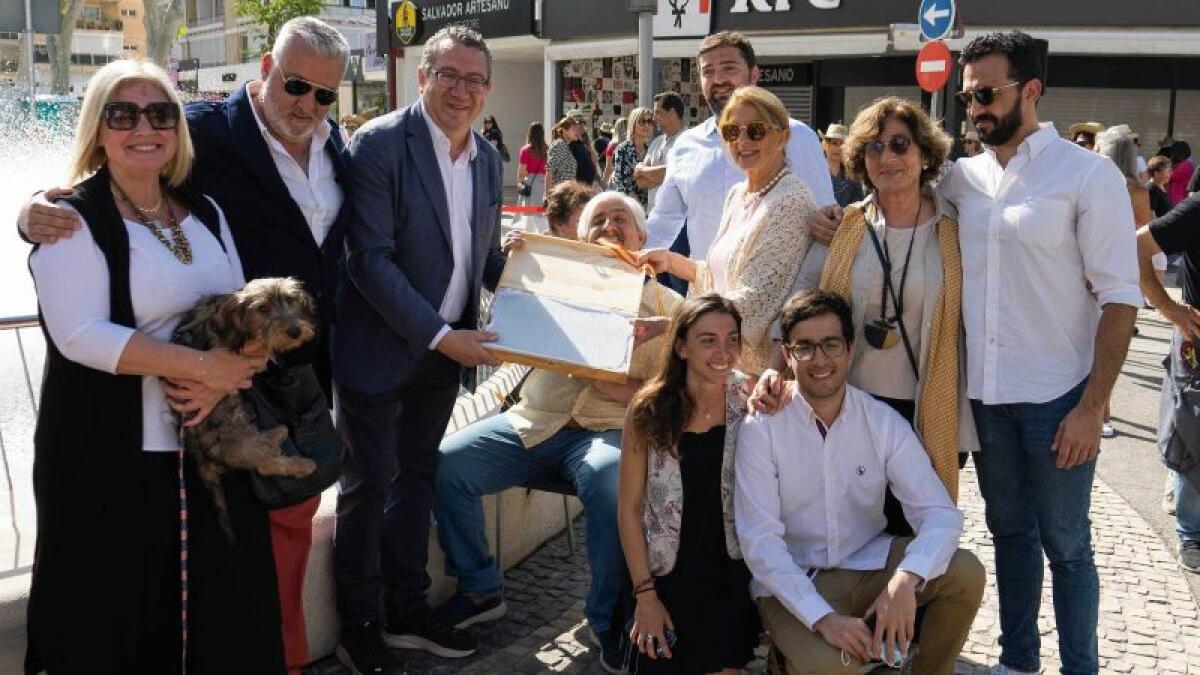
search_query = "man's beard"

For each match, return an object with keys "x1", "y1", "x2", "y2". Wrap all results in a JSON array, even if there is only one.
[
  {"x1": 259, "y1": 90, "x2": 316, "y2": 145},
  {"x1": 973, "y1": 98, "x2": 1023, "y2": 146}
]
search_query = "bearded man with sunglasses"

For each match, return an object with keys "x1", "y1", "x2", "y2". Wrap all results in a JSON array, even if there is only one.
[
  {"x1": 937, "y1": 32, "x2": 1140, "y2": 675},
  {"x1": 19, "y1": 16, "x2": 353, "y2": 675}
]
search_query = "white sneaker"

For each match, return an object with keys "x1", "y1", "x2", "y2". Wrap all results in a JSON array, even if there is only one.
[
  {"x1": 1100, "y1": 423, "x2": 1115, "y2": 438},
  {"x1": 990, "y1": 665, "x2": 1040, "y2": 675}
]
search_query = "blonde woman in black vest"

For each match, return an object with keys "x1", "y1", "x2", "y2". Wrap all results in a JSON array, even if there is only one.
[
  {"x1": 619, "y1": 294, "x2": 760, "y2": 674},
  {"x1": 26, "y1": 59, "x2": 279, "y2": 673}
]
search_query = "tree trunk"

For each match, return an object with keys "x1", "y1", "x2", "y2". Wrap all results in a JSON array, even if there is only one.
[
  {"x1": 143, "y1": 0, "x2": 186, "y2": 67},
  {"x1": 49, "y1": 0, "x2": 85, "y2": 95}
]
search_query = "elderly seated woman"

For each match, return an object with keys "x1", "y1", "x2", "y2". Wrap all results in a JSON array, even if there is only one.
[{"x1": 430, "y1": 191, "x2": 682, "y2": 672}]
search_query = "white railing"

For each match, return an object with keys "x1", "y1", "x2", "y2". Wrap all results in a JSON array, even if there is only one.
[{"x1": 0, "y1": 315, "x2": 38, "y2": 570}]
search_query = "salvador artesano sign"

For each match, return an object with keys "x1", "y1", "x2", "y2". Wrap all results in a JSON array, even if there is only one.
[{"x1": 383, "y1": 0, "x2": 534, "y2": 48}]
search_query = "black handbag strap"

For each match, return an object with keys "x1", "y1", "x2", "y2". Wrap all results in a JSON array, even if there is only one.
[{"x1": 864, "y1": 221, "x2": 920, "y2": 378}]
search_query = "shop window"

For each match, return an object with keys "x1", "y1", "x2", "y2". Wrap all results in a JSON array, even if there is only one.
[{"x1": 558, "y1": 56, "x2": 702, "y2": 133}]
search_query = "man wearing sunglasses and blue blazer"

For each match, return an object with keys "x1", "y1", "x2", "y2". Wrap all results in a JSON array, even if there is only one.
[
  {"x1": 330, "y1": 24, "x2": 507, "y2": 673},
  {"x1": 18, "y1": 16, "x2": 357, "y2": 675}
]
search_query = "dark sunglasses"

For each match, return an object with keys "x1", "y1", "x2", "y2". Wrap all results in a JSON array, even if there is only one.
[
  {"x1": 103, "y1": 101, "x2": 179, "y2": 131},
  {"x1": 866, "y1": 135, "x2": 913, "y2": 157},
  {"x1": 283, "y1": 77, "x2": 338, "y2": 106},
  {"x1": 954, "y1": 81, "x2": 1022, "y2": 108},
  {"x1": 720, "y1": 121, "x2": 773, "y2": 143}
]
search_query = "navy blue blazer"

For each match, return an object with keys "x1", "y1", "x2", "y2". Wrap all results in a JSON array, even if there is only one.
[
  {"x1": 332, "y1": 102, "x2": 505, "y2": 395},
  {"x1": 185, "y1": 84, "x2": 351, "y2": 394}
]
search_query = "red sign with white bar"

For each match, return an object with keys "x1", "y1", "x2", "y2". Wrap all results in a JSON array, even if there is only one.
[{"x1": 915, "y1": 40, "x2": 952, "y2": 93}]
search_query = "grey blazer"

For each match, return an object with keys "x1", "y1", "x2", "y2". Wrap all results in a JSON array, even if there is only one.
[{"x1": 332, "y1": 102, "x2": 506, "y2": 395}]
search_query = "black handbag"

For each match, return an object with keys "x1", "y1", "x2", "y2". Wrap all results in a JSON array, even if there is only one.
[
  {"x1": 243, "y1": 362, "x2": 341, "y2": 509},
  {"x1": 517, "y1": 175, "x2": 533, "y2": 197}
]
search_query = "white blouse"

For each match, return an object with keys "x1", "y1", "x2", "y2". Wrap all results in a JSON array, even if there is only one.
[
  {"x1": 30, "y1": 197, "x2": 244, "y2": 452},
  {"x1": 850, "y1": 213, "x2": 936, "y2": 401}
]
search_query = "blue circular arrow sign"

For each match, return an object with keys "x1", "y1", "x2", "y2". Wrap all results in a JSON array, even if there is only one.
[{"x1": 918, "y1": 0, "x2": 955, "y2": 42}]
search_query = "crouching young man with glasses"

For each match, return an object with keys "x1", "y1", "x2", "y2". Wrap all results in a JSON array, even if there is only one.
[{"x1": 734, "y1": 289, "x2": 984, "y2": 675}]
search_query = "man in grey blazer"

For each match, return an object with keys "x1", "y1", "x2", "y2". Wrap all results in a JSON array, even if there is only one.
[{"x1": 331, "y1": 25, "x2": 507, "y2": 673}]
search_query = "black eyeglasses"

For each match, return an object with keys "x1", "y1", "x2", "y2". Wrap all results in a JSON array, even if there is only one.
[
  {"x1": 102, "y1": 101, "x2": 180, "y2": 130},
  {"x1": 720, "y1": 121, "x2": 774, "y2": 143},
  {"x1": 430, "y1": 69, "x2": 490, "y2": 94},
  {"x1": 782, "y1": 337, "x2": 847, "y2": 362},
  {"x1": 636, "y1": 117, "x2": 654, "y2": 126},
  {"x1": 954, "y1": 81, "x2": 1022, "y2": 108},
  {"x1": 866, "y1": 135, "x2": 913, "y2": 158},
  {"x1": 283, "y1": 76, "x2": 338, "y2": 106}
]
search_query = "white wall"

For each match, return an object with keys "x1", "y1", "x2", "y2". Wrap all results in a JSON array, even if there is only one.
[{"x1": 483, "y1": 60, "x2": 544, "y2": 189}]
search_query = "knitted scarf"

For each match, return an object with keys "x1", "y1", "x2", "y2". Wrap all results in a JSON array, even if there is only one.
[{"x1": 819, "y1": 202, "x2": 963, "y2": 501}]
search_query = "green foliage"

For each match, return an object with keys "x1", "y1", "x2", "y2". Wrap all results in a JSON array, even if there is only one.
[{"x1": 234, "y1": 0, "x2": 325, "y2": 50}]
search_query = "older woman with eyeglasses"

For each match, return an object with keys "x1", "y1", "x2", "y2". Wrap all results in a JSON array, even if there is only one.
[
  {"x1": 611, "y1": 106, "x2": 655, "y2": 207},
  {"x1": 639, "y1": 86, "x2": 818, "y2": 377},
  {"x1": 757, "y1": 97, "x2": 976, "y2": 525},
  {"x1": 25, "y1": 59, "x2": 283, "y2": 673}
]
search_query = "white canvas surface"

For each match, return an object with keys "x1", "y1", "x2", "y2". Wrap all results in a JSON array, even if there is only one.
[{"x1": 486, "y1": 287, "x2": 635, "y2": 373}]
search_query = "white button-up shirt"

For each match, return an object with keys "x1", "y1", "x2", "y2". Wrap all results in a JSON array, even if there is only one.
[
  {"x1": 248, "y1": 83, "x2": 342, "y2": 247},
  {"x1": 734, "y1": 384, "x2": 963, "y2": 630},
  {"x1": 939, "y1": 123, "x2": 1142, "y2": 405},
  {"x1": 421, "y1": 99, "x2": 477, "y2": 348},
  {"x1": 645, "y1": 116, "x2": 835, "y2": 259}
]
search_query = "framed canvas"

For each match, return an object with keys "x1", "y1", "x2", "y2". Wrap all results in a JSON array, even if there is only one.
[{"x1": 485, "y1": 234, "x2": 645, "y2": 383}]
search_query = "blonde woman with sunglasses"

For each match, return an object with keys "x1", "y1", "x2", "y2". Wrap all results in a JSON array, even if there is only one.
[
  {"x1": 24, "y1": 58, "x2": 285, "y2": 673},
  {"x1": 639, "y1": 86, "x2": 818, "y2": 377}
]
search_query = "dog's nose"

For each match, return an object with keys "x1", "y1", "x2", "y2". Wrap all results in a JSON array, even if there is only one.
[{"x1": 287, "y1": 326, "x2": 302, "y2": 339}]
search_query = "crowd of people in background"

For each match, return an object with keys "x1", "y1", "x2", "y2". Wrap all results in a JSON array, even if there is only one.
[{"x1": 14, "y1": 12, "x2": 1200, "y2": 675}]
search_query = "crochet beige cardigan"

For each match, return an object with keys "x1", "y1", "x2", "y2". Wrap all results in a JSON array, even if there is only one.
[{"x1": 691, "y1": 172, "x2": 817, "y2": 375}]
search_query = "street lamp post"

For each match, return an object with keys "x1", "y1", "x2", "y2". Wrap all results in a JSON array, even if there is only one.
[{"x1": 628, "y1": 0, "x2": 655, "y2": 109}]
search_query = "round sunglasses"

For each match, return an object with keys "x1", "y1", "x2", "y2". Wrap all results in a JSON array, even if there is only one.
[
  {"x1": 102, "y1": 101, "x2": 180, "y2": 131},
  {"x1": 720, "y1": 121, "x2": 775, "y2": 143},
  {"x1": 283, "y1": 76, "x2": 338, "y2": 106},
  {"x1": 866, "y1": 135, "x2": 913, "y2": 157}
]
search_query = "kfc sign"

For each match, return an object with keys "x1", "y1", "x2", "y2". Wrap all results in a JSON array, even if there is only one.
[{"x1": 729, "y1": 0, "x2": 840, "y2": 11}]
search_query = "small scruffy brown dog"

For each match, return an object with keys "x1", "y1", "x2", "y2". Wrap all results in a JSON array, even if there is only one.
[{"x1": 172, "y1": 277, "x2": 318, "y2": 540}]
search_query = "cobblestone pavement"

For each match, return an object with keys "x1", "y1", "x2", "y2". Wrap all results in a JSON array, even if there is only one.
[{"x1": 309, "y1": 458, "x2": 1200, "y2": 674}]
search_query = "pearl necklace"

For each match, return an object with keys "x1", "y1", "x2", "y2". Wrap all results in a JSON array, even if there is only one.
[{"x1": 744, "y1": 165, "x2": 790, "y2": 201}]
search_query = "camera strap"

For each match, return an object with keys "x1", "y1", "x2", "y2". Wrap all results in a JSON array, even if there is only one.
[{"x1": 865, "y1": 219, "x2": 920, "y2": 378}]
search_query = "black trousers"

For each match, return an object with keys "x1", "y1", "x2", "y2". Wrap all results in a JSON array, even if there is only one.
[{"x1": 334, "y1": 351, "x2": 462, "y2": 624}]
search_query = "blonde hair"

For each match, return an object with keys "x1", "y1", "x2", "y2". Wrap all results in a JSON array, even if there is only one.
[
  {"x1": 718, "y1": 86, "x2": 790, "y2": 136},
  {"x1": 844, "y1": 96, "x2": 950, "y2": 193},
  {"x1": 68, "y1": 59, "x2": 193, "y2": 187},
  {"x1": 626, "y1": 106, "x2": 652, "y2": 144}
]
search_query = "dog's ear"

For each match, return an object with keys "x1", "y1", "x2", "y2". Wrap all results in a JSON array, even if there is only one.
[{"x1": 208, "y1": 292, "x2": 249, "y2": 352}]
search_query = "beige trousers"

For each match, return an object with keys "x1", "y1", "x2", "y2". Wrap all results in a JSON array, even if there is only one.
[{"x1": 759, "y1": 538, "x2": 985, "y2": 675}]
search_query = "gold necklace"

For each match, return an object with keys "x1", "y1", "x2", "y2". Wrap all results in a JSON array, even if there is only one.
[{"x1": 112, "y1": 182, "x2": 193, "y2": 265}]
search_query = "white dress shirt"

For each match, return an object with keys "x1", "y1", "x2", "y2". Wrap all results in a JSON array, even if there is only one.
[
  {"x1": 422, "y1": 99, "x2": 478, "y2": 348},
  {"x1": 939, "y1": 123, "x2": 1142, "y2": 405},
  {"x1": 734, "y1": 384, "x2": 964, "y2": 630},
  {"x1": 646, "y1": 116, "x2": 835, "y2": 258},
  {"x1": 248, "y1": 82, "x2": 343, "y2": 247},
  {"x1": 30, "y1": 200, "x2": 244, "y2": 452}
]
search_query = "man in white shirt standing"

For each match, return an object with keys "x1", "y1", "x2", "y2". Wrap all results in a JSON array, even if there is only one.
[
  {"x1": 645, "y1": 31, "x2": 836, "y2": 285},
  {"x1": 634, "y1": 91, "x2": 686, "y2": 209},
  {"x1": 939, "y1": 32, "x2": 1141, "y2": 675},
  {"x1": 736, "y1": 289, "x2": 984, "y2": 675}
]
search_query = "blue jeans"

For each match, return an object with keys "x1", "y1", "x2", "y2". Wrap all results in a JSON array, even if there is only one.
[
  {"x1": 1177, "y1": 470, "x2": 1200, "y2": 543},
  {"x1": 972, "y1": 379, "x2": 1099, "y2": 675},
  {"x1": 434, "y1": 414, "x2": 624, "y2": 633}
]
